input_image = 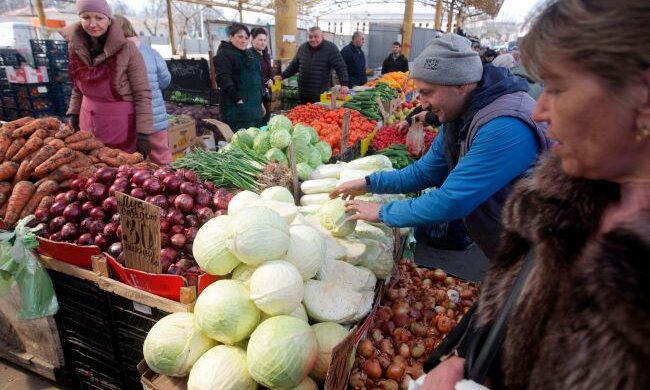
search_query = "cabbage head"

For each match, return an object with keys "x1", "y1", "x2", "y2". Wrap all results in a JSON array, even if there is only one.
[
  {"x1": 231, "y1": 130, "x2": 255, "y2": 150},
  {"x1": 307, "y1": 127, "x2": 320, "y2": 145},
  {"x1": 265, "y1": 147, "x2": 289, "y2": 167},
  {"x1": 187, "y1": 345, "x2": 258, "y2": 390},
  {"x1": 269, "y1": 115, "x2": 293, "y2": 133},
  {"x1": 314, "y1": 141, "x2": 332, "y2": 163},
  {"x1": 249, "y1": 260, "x2": 304, "y2": 315},
  {"x1": 231, "y1": 263, "x2": 257, "y2": 287},
  {"x1": 143, "y1": 312, "x2": 215, "y2": 377},
  {"x1": 346, "y1": 155, "x2": 393, "y2": 172},
  {"x1": 253, "y1": 132, "x2": 271, "y2": 155},
  {"x1": 318, "y1": 198, "x2": 357, "y2": 237},
  {"x1": 260, "y1": 302, "x2": 309, "y2": 323},
  {"x1": 307, "y1": 147, "x2": 322, "y2": 168},
  {"x1": 193, "y1": 215, "x2": 240, "y2": 275},
  {"x1": 227, "y1": 206, "x2": 290, "y2": 265},
  {"x1": 294, "y1": 142, "x2": 312, "y2": 164},
  {"x1": 228, "y1": 190, "x2": 260, "y2": 215},
  {"x1": 297, "y1": 162, "x2": 313, "y2": 181},
  {"x1": 292, "y1": 125, "x2": 312, "y2": 146},
  {"x1": 270, "y1": 129, "x2": 292, "y2": 149},
  {"x1": 194, "y1": 280, "x2": 260, "y2": 344},
  {"x1": 309, "y1": 322, "x2": 349, "y2": 381},
  {"x1": 247, "y1": 316, "x2": 318, "y2": 389},
  {"x1": 260, "y1": 186, "x2": 295, "y2": 204},
  {"x1": 284, "y1": 225, "x2": 326, "y2": 280}
]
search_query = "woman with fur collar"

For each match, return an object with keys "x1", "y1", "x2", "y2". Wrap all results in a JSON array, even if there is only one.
[{"x1": 421, "y1": 0, "x2": 650, "y2": 389}]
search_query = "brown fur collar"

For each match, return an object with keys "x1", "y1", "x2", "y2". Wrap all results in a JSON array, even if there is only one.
[{"x1": 475, "y1": 156, "x2": 650, "y2": 389}]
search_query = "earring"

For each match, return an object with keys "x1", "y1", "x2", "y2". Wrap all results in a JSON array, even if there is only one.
[{"x1": 636, "y1": 126, "x2": 650, "y2": 141}]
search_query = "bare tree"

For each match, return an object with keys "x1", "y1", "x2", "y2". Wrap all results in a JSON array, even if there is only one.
[
  {"x1": 109, "y1": 0, "x2": 133, "y2": 16},
  {"x1": 143, "y1": 0, "x2": 165, "y2": 36}
]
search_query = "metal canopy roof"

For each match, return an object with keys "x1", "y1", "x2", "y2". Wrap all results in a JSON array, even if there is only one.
[{"x1": 177, "y1": 0, "x2": 504, "y2": 19}]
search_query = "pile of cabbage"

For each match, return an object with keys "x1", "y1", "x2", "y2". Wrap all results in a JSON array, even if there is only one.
[
  {"x1": 229, "y1": 115, "x2": 332, "y2": 179},
  {"x1": 143, "y1": 184, "x2": 397, "y2": 389}
]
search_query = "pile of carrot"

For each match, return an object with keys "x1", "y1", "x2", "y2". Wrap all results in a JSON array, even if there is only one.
[{"x1": 0, "y1": 116, "x2": 147, "y2": 227}]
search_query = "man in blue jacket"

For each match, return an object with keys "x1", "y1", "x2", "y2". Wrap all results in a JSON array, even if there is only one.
[
  {"x1": 331, "y1": 33, "x2": 549, "y2": 259},
  {"x1": 340, "y1": 31, "x2": 367, "y2": 88}
]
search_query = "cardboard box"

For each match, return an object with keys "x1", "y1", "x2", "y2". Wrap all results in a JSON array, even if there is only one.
[
  {"x1": 5, "y1": 65, "x2": 49, "y2": 84},
  {"x1": 167, "y1": 120, "x2": 197, "y2": 154}
]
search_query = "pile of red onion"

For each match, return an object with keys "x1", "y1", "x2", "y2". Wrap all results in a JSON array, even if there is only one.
[
  {"x1": 349, "y1": 259, "x2": 479, "y2": 390},
  {"x1": 34, "y1": 165, "x2": 233, "y2": 282}
]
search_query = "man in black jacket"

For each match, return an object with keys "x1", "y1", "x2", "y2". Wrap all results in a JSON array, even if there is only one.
[
  {"x1": 381, "y1": 42, "x2": 409, "y2": 74},
  {"x1": 280, "y1": 27, "x2": 349, "y2": 103},
  {"x1": 340, "y1": 31, "x2": 367, "y2": 87}
]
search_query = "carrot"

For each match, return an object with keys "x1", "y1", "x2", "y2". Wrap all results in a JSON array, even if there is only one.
[
  {"x1": 27, "y1": 145, "x2": 57, "y2": 172},
  {"x1": 1, "y1": 117, "x2": 34, "y2": 131},
  {"x1": 64, "y1": 130, "x2": 93, "y2": 144},
  {"x1": 5, "y1": 138, "x2": 26, "y2": 160},
  {"x1": 47, "y1": 138, "x2": 65, "y2": 149},
  {"x1": 0, "y1": 161, "x2": 19, "y2": 181},
  {"x1": 54, "y1": 126, "x2": 75, "y2": 139},
  {"x1": 4, "y1": 181, "x2": 35, "y2": 226},
  {"x1": 20, "y1": 180, "x2": 58, "y2": 218},
  {"x1": 37, "y1": 195, "x2": 54, "y2": 211},
  {"x1": 34, "y1": 148, "x2": 75, "y2": 177},
  {"x1": 67, "y1": 139, "x2": 104, "y2": 151},
  {"x1": 13, "y1": 158, "x2": 32, "y2": 183},
  {"x1": 88, "y1": 155, "x2": 100, "y2": 164},
  {"x1": 121, "y1": 152, "x2": 144, "y2": 165},
  {"x1": 43, "y1": 136, "x2": 54, "y2": 144},
  {"x1": 99, "y1": 155, "x2": 126, "y2": 167},
  {"x1": 46, "y1": 128, "x2": 58, "y2": 137},
  {"x1": 28, "y1": 128, "x2": 48, "y2": 140},
  {"x1": 38, "y1": 164, "x2": 74, "y2": 182},
  {"x1": 12, "y1": 120, "x2": 42, "y2": 138},
  {"x1": 39, "y1": 117, "x2": 61, "y2": 130},
  {"x1": 0, "y1": 134, "x2": 13, "y2": 161},
  {"x1": 0, "y1": 200, "x2": 8, "y2": 219},
  {"x1": 0, "y1": 181, "x2": 13, "y2": 209},
  {"x1": 73, "y1": 151, "x2": 94, "y2": 166},
  {"x1": 12, "y1": 137, "x2": 43, "y2": 162}
]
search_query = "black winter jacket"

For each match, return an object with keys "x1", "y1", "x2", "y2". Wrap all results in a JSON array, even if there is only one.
[
  {"x1": 282, "y1": 40, "x2": 349, "y2": 100},
  {"x1": 381, "y1": 54, "x2": 409, "y2": 74},
  {"x1": 214, "y1": 41, "x2": 247, "y2": 103}
]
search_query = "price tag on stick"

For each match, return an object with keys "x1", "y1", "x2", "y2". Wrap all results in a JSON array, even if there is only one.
[
  {"x1": 116, "y1": 192, "x2": 162, "y2": 273},
  {"x1": 330, "y1": 87, "x2": 339, "y2": 109},
  {"x1": 376, "y1": 96, "x2": 389, "y2": 123},
  {"x1": 341, "y1": 110, "x2": 351, "y2": 156}
]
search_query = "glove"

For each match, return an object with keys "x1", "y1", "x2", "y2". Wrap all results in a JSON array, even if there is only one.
[
  {"x1": 137, "y1": 133, "x2": 152, "y2": 157},
  {"x1": 68, "y1": 114, "x2": 79, "y2": 130}
]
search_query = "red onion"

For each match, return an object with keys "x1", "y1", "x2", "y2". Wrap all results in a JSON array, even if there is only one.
[
  {"x1": 117, "y1": 165, "x2": 133, "y2": 175},
  {"x1": 162, "y1": 175, "x2": 182, "y2": 193},
  {"x1": 76, "y1": 191, "x2": 89, "y2": 203},
  {"x1": 116, "y1": 253, "x2": 125, "y2": 265},
  {"x1": 185, "y1": 227, "x2": 198, "y2": 242},
  {"x1": 174, "y1": 194, "x2": 194, "y2": 213},
  {"x1": 170, "y1": 234, "x2": 186, "y2": 249},
  {"x1": 49, "y1": 216, "x2": 66, "y2": 232},
  {"x1": 49, "y1": 201, "x2": 67, "y2": 217},
  {"x1": 179, "y1": 182, "x2": 197, "y2": 196},
  {"x1": 90, "y1": 207, "x2": 106, "y2": 221},
  {"x1": 71, "y1": 178, "x2": 87, "y2": 191},
  {"x1": 80, "y1": 217, "x2": 93, "y2": 233},
  {"x1": 94, "y1": 167, "x2": 116, "y2": 184},
  {"x1": 64, "y1": 190, "x2": 78, "y2": 203},
  {"x1": 87, "y1": 182, "x2": 108, "y2": 202},
  {"x1": 184, "y1": 215, "x2": 199, "y2": 228},
  {"x1": 102, "y1": 197, "x2": 118, "y2": 214},
  {"x1": 160, "y1": 232, "x2": 169, "y2": 246},
  {"x1": 60, "y1": 223, "x2": 79, "y2": 241},
  {"x1": 103, "y1": 222, "x2": 118, "y2": 238},
  {"x1": 183, "y1": 170, "x2": 199, "y2": 183},
  {"x1": 153, "y1": 167, "x2": 174, "y2": 179},
  {"x1": 77, "y1": 233, "x2": 94, "y2": 245},
  {"x1": 94, "y1": 233, "x2": 109, "y2": 250},
  {"x1": 148, "y1": 195, "x2": 169, "y2": 209},
  {"x1": 170, "y1": 225, "x2": 184, "y2": 235},
  {"x1": 212, "y1": 189, "x2": 231, "y2": 210},
  {"x1": 143, "y1": 177, "x2": 163, "y2": 195},
  {"x1": 54, "y1": 192, "x2": 67, "y2": 203},
  {"x1": 49, "y1": 232, "x2": 62, "y2": 242},
  {"x1": 131, "y1": 170, "x2": 152, "y2": 187},
  {"x1": 160, "y1": 220, "x2": 170, "y2": 233},
  {"x1": 90, "y1": 220, "x2": 105, "y2": 235},
  {"x1": 130, "y1": 187, "x2": 146, "y2": 200},
  {"x1": 81, "y1": 201, "x2": 94, "y2": 216},
  {"x1": 196, "y1": 207, "x2": 214, "y2": 224},
  {"x1": 111, "y1": 213, "x2": 120, "y2": 224},
  {"x1": 166, "y1": 209, "x2": 184, "y2": 226},
  {"x1": 108, "y1": 242, "x2": 122, "y2": 258},
  {"x1": 34, "y1": 208, "x2": 50, "y2": 222},
  {"x1": 63, "y1": 203, "x2": 82, "y2": 222},
  {"x1": 160, "y1": 247, "x2": 179, "y2": 265},
  {"x1": 116, "y1": 225, "x2": 123, "y2": 239},
  {"x1": 194, "y1": 190, "x2": 210, "y2": 207}
]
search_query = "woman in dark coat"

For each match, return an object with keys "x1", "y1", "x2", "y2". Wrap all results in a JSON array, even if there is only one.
[
  {"x1": 213, "y1": 23, "x2": 264, "y2": 131},
  {"x1": 249, "y1": 27, "x2": 273, "y2": 123}
]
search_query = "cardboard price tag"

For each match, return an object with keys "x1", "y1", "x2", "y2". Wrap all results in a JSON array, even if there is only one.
[
  {"x1": 341, "y1": 110, "x2": 351, "y2": 155},
  {"x1": 376, "y1": 96, "x2": 389, "y2": 123},
  {"x1": 330, "y1": 87, "x2": 339, "y2": 109},
  {"x1": 116, "y1": 192, "x2": 162, "y2": 273}
]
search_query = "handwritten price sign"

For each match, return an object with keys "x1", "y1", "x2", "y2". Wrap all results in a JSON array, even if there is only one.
[{"x1": 116, "y1": 192, "x2": 161, "y2": 273}]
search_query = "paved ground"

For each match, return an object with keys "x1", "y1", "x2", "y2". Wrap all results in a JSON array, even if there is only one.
[{"x1": 0, "y1": 360, "x2": 64, "y2": 390}]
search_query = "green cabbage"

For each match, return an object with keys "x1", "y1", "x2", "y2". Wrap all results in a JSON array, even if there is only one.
[
  {"x1": 231, "y1": 263, "x2": 257, "y2": 287},
  {"x1": 307, "y1": 127, "x2": 320, "y2": 145},
  {"x1": 187, "y1": 345, "x2": 257, "y2": 390},
  {"x1": 194, "y1": 280, "x2": 261, "y2": 344},
  {"x1": 249, "y1": 260, "x2": 304, "y2": 315},
  {"x1": 297, "y1": 162, "x2": 313, "y2": 181},
  {"x1": 314, "y1": 141, "x2": 332, "y2": 163},
  {"x1": 260, "y1": 303, "x2": 309, "y2": 323},
  {"x1": 193, "y1": 215, "x2": 240, "y2": 275},
  {"x1": 228, "y1": 190, "x2": 260, "y2": 215},
  {"x1": 227, "y1": 206, "x2": 290, "y2": 265},
  {"x1": 270, "y1": 129, "x2": 292, "y2": 149},
  {"x1": 318, "y1": 198, "x2": 357, "y2": 237},
  {"x1": 309, "y1": 322, "x2": 349, "y2": 381},
  {"x1": 265, "y1": 147, "x2": 289, "y2": 167},
  {"x1": 231, "y1": 131, "x2": 255, "y2": 149},
  {"x1": 284, "y1": 225, "x2": 326, "y2": 280},
  {"x1": 269, "y1": 115, "x2": 293, "y2": 133},
  {"x1": 143, "y1": 313, "x2": 215, "y2": 377},
  {"x1": 292, "y1": 125, "x2": 312, "y2": 146},
  {"x1": 260, "y1": 186, "x2": 295, "y2": 204},
  {"x1": 253, "y1": 132, "x2": 271, "y2": 155},
  {"x1": 294, "y1": 142, "x2": 312, "y2": 164},
  {"x1": 307, "y1": 147, "x2": 322, "y2": 168},
  {"x1": 247, "y1": 316, "x2": 318, "y2": 389}
]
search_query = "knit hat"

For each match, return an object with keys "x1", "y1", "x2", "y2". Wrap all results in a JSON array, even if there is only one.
[
  {"x1": 76, "y1": 0, "x2": 113, "y2": 19},
  {"x1": 411, "y1": 32, "x2": 483, "y2": 86}
]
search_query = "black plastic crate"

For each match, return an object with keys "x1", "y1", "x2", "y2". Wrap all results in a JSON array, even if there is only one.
[
  {"x1": 0, "y1": 52, "x2": 24, "y2": 67},
  {"x1": 115, "y1": 328, "x2": 145, "y2": 365},
  {"x1": 76, "y1": 367, "x2": 123, "y2": 390},
  {"x1": 14, "y1": 83, "x2": 50, "y2": 99},
  {"x1": 50, "y1": 270, "x2": 112, "y2": 319},
  {"x1": 49, "y1": 69, "x2": 71, "y2": 84},
  {"x1": 68, "y1": 339, "x2": 123, "y2": 383},
  {"x1": 58, "y1": 305, "x2": 116, "y2": 353},
  {"x1": 34, "y1": 54, "x2": 50, "y2": 67},
  {"x1": 49, "y1": 57, "x2": 69, "y2": 70},
  {"x1": 30, "y1": 39, "x2": 67, "y2": 57},
  {"x1": 109, "y1": 295, "x2": 167, "y2": 336}
]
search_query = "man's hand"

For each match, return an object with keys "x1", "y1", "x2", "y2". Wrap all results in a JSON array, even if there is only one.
[
  {"x1": 68, "y1": 114, "x2": 80, "y2": 131},
  {"x1": 340, "y1": 86, "x2": 350, "y2": 95},
  {"x1": 137, "y1": 133, "x2": 152, "y2": 158},
  {"x1": 420, "y1": 356, "x2": 466, "y2": 390},
  {"x1": 329, "y1": 178, "x2": 367, "y2": 200},
  {"x1": 344, "y1": 200, "x2": 381, "y2": 223},
  {"x1": 396, "y1": 120, "x2": 410, "y2": 133}
]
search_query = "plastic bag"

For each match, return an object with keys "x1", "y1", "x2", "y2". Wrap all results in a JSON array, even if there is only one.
[
  {"x1": 406, "y1": 121, "x2": 425, "y2": 157},
  {"x1": 0, "y1": 216, "x2": 59, "y2": 319}
]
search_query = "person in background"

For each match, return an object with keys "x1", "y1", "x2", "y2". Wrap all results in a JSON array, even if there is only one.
[
  {"x1": 249, "y1": 27, "x2": 273, "y2": 123},
  {"x1": 482, "y1": 48, "x2": 497, "y2": 64},
  {"x1": 214, "y1": 23, "x2": 264, "y2": 131},
  {"x1": 421, "y1": 0, "x2": 650, "y2": 388},
  {"x1": 340, "y1": 31, "x2": 368, "y2": 88},
  {"x1": 510, "y1": 46, "x2": 521, "y2": 66},
  {"x1": 280, "y1": 27, "x2": 349, "y2": 104},
  {"x1": 331, "y1": 32, "x2": 549, "y2": 260},
  {"x1": 491, "y1": 53, "x2": 516, "y2": 69},
  {"x1": 63, "y1": 0, "x2": 152, "y2": 153},
  {"x1": 381, "y1": 41, "x2": 409, "y2": 74},
  {"x1": 115, "y1": 15, "x2": 172, "y2": 165}
]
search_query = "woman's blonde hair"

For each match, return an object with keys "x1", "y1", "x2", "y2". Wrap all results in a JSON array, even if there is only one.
[
  {"x1": 114, "y1": 14, "x2": 136, "y2": 38},
  {"x1": 520, "y1": 0, "x2": 650, "y2": 91}
]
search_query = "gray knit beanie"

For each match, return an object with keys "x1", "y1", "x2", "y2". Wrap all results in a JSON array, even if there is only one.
[{"x1": 411, "y1": 32, "x2": 483, "y2": 85}]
